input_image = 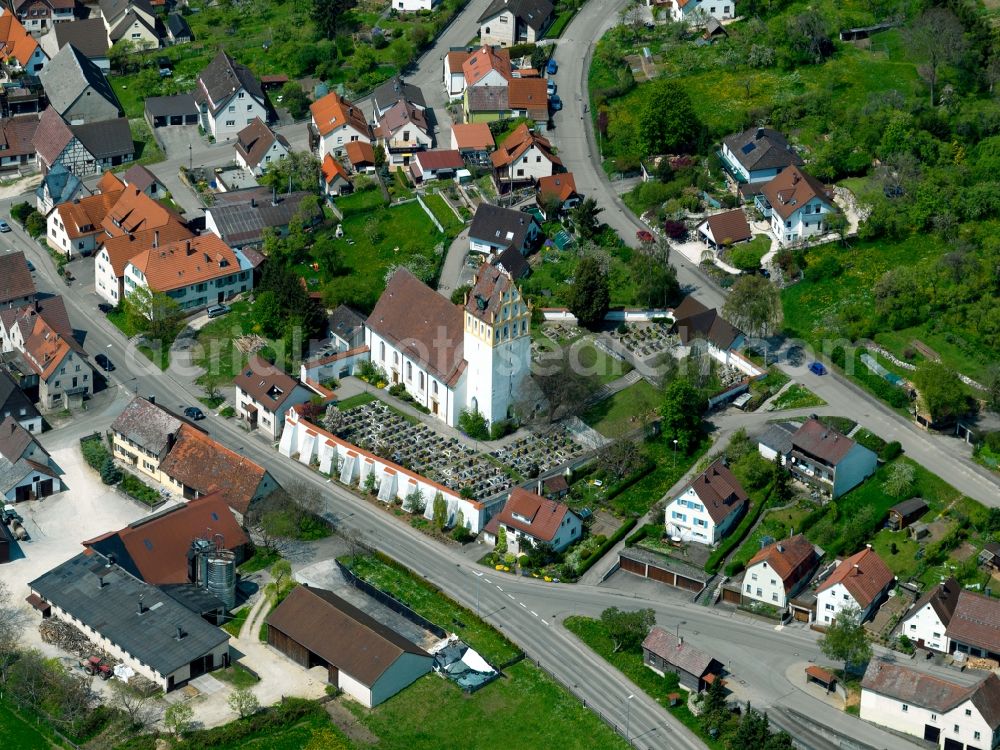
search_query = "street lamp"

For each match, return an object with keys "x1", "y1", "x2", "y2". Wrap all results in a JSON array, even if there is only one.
[
  {"x1": 188, "y1": 143, "x2": 193, "y2": 172},
  {"x1": 672, "y1": 439, "x2": 678, "y2": 470},
  {"x1": 623, "y1": 693, "x2": 634, "y2": 741}
]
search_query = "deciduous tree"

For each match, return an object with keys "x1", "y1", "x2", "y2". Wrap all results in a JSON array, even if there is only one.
[
  {"x1": 723, "y1": 275, "x2": 782, "y2": 338},
  {"x1": 660, "y1": 378, "x2": 707, "y2": 453},
  {"x1": 882, "y1": 461, "x2": 916, "y2": 498},
  {"x1": 819, "y1": 606, "x2": 872, "y2": 673},
  {"x1": 636, "y1": 80, "x2": 700, "y2": 155},
  {"x1": 228, "y1": 687, "x2": 260, "y2": 719},
  {"x1": 913, "y1": 361, "x2": 975, "y2": 424},
  {"x1": 531, "y1": 346, "x2": 601, "y2": 423},
  {"x1": 311, "y1": 0, "x2": 357, "y2": 39},
  {"x1": 568, "y1": 255, "x2": 610, "y2": 329},
  {"x1": 631, "y1": 240, "x2": 680, "y2": 308},
  {"x1": 164, "y1": 702, "x2": 194, "y2": 737},
  {"x1": 600, "y1": 607, "x2": 655, "y2": 653},
  {"x1": 906, "y1": 8, "x2": 966, "y2": 106}
]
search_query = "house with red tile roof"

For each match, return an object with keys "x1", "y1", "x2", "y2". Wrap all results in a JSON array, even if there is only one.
[
  {"x1": 788, "y1": 418, "x2": 877, "y2": 498},
  {"x1": 451, "y1": 122, "x2": 495, "y2": 166},
  {"x1": 344, "y1": 140, "x2": 376, "y2": 173},
  {"x1": 444, "y1": 49, "x2": 472, "y2": 99},
  {"x1": 664, "y1": 458, "x2": 747, "y2": 545},
  {"x1": 483, "y1": 487, "x2": 581, "y2": 554},
  {"x1": 536, "y1": 173, "x2": 579, "y2": 214},
  {"x1": 816, "y1": 546, "x2": 895, "y2": 624},
  {"x1": 758, "y1": 165, "x2": 837, "y2": 246},
  {"x1": 860, "y1": 660, "x2": 1000, "y2": 749},
  {"x1": 0, "y1": 10, "x2": 48, "y2": 75},
  {"x1": 20, "y1": 302, "x2": 93, "y2": 408},
  {"x1": 309, "y1": 91, "x2": 372, "y2": 161},
  {"x1": 696, "y1": 208, "x2": 752, "y2": 249},
  {"x1": 409, "y1": 149, "x2": 463, "y2": 182},
  {"x1": 321, "y1": 154, "x2": 352, "y2": 197},
  {"x1": 46, "y1": 173, "x2": 124, "y2": 257},
  {"x1": 491, "y1": 124, "x2": 561, "y2": 187},
  {"x1": 901, "y1": 577, "x2": 1000, "y2": 659},
  {"x1": 234, "y1": 356, "x2": 313, "y2": 440},
  {"x1": 742, "y1": 534, "x2": 819, "y2": 611}
]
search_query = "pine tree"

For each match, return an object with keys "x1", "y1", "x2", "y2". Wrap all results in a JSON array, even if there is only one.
[
  {"x1": 100, "y1": 457, "x2": 122, "y2": 485},
  {"x1": 772, "y1": 453, "x2": 792, "y2": 503},
  {"x1": 568, "y1": 256, "x2": 610, "y2": 329}
]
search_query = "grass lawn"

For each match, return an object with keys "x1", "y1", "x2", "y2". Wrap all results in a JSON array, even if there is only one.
[
  {"x1": 563, "y1": 616, "x2": 725, "y2": 750},
  {"x1": 193, "y1": 300, "x2": 259, "y2": 385},
  {"x1": 340, "y1": 554, "x2": 521, "y2": 665},
  {"x1": 169, "y1": 700, "x2": 348, "y2": 750},
  {"x1": 729, "y1": 500, "x2": 816, "y2": 572},
  {"x1": 238, "y1": 548, "x2": 281, "y2": 574},
  {"x1": 869, "y1": 527, "x2": 923, "y2": 581},
  {"x1": 770, "y1": 384, "x2": 826, "y2": 410},
  {"x1": 571, "y1": 339, "x2": 633, "y2": 385},
  {"x1": 213, "y1": 664, "x2": 260, "y2": 689},
  {"x1": 544, "y1": 9, "x2": 576, "y2": 38},
  {"x1": 320, "y1": 189, "x2": 451, "y2": 311},
  {"x1": 611, "y1": 437, "x2": 711, "y2": 518},
  {"x1": 521, "y1": 245, "x2": 638, "y2": 308},
  {"x1": 583, "y1": 379, "x2": 659, "y2": 437},
  {"x1": 222, "y1": 606, "x2": 251, "y2": 637},
  {"x1": 352, "y1": 662, "x2": 629, "y2": 750},
  {"x1": 130, "y1": 119, "x2": 164, "y2": 165},
  {"x1": 0, "y1": 700, "x2": 59, "y2": 749},
  {"x1": 422, "y1": 192, "x2": 464, "y2": 234},
  {"x1": 874, "y1": 326, "x2": 994, "y2": 384},
  {"x1": 334, "y1": 392, "x2": 377, "y2": 411}
]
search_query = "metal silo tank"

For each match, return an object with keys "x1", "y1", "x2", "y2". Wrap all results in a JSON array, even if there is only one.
[{"x1": 205, "y1": 549, "x2": 236, "y2": 611}]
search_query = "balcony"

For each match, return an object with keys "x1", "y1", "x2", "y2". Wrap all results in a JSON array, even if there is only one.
[{"x1": 754, "y1": 194, "x2": 772, "y2": 218}]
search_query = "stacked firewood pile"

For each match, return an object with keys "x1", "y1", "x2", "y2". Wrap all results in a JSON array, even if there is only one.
[{"x1": 40, "y1": 617, "x2": 116, "y2": 665}]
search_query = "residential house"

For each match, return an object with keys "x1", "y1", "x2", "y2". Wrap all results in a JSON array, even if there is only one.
[
  {"x1": 671, "y1": 295, "x2": 743, "y2": 354},
  {"x1": 491, "y1": 245, "x2": 530, "y2": 280},
  {"x1": 344, "y1": 140, "x2": 376, "y2": 174},
  {"x1": 901, "y1": 578, "x2": 1000, "y2": 659},
  {"x1": 99, "y1": 0, "x2": 162, "y2": 49},
  {"x1": 19, "y1": 301, "x2": 93, "y2": 408},
  {"x1": 372, "y1": 75, "x2": 426, "y2": 119},
  {"x1": 816, "y1": 546, "x2": 895, "y2": 624},
  {"x1": 266, "y1": 585, "x2": 433, "y2": 707},
  {"x1": 0, "y1": 415, "x2": 62, "y2": 499},
  {"x1": 325, "y1": 304, "x2": 366, "y2": 351},
  {"x1": 234, "y1": 117, "x2": 289, "y2": 176},
  {"x1": 0, "y1": 251, "x2": 37, "y2": 308},
  {"x1": 111, "y1": 395, "x2": 278, "y2": 520},
  {"x1": 444, "y1": 49, "x2": 471, "y2": 99},
  {"x1": 0, "y1": 115, "x2": 37, "y2": 172},
  {"x1": 758, "y1": 165, "x2": 837, "y2": 245},
  {"x1": 742, "y1": 534, "x2": 819, "y2": 611},
  {"x1": 309, "y1": 91, "x2": 372, "y2": 161},
  {"x1": 234, "y1": 355, "x2": 313, "y2": 440},
  {"x1": 536, "y1": 173, "x2": 580, "y2": 214},
  {"x1": 45, "y1": 19, "x2": 111, "y2": 71},
  {"x1": 720, "y1": 127, "x2": 803, "y2": 185},
  {"x1": 320, "y1": 154, "x2": 352, "y2": 197},
  {"x1": 10, "y1": 0, "x2": 74, "y2": 32},
  {"x1": 391, "y1": 0, "x2": 437, "y2": 11},
  {"x1": 478, "y1": 0, "x2": 553, "y2": 47},
  {"x1": 82, "y1": 493, "x2": 250, "y2": 583},
  {"x1": 374, "y1": 99, "x2": 432, "y2": 170},
  {"x1": 468, "y1": 202, "x2": 541, "y2": 255},
  {"x1": 697, "y1": 208, "x2": 752, "y2": 249},
  {"x1": 663, "y1": 458, "x2": 748, "y2": 545},
  {"x1": 668, "y1": 0, "x2": 737, "y2": 24},
  {"x1": 28, "y1": 552, "x2": 231, "y2": 692},
  {"x1": 887, "y1": 498, "x2": 928, "y2": 531},
  {"x1": 33, "y1": 107, "x2": 133, "y2": 177},
  {"x1": 121, "y1": 164, "x2": 165, "y2": 198},
  {"x1": 464, "y1": 85, "x2": 509, "y2": 123},
  {"x1": 123, "y1": 234, "x2": 254, "y2": 311},
  {"x1": 463, "y1": 45, "x2": 512, "y2": 89},
  {"x1": 409, "y1": 149, "x2": 463, "y2": 182},
  {"x1": 507, "y1": 77, "x2": 548, "y2": 122},
  {"x1": 144, "y1": 93, "x2": 199, "y2": 129},
  {"x1": 860, "y1": 660, "x2": 1000, "y2": 750},
  {"x1": 165, "y1": 12, "x2": 192, "y2": 45},
  {"x1": 756, "y1": 421, "x2": 797, "y2": 465},
  {"x1": 787, "y1": 418, "x2": 877, "y2": 499},
  {"x1": 194, "y1": 50, "x2": 270, "y2": 140},
  {"x1": 0, "y1": 369, "x2": 41, "y2": 432},
  {"x1": 39, "y1": 44, "x2": 122, "y2": 124},
  {"x1": 204, "y1": 187, "x2": 322, "y2": 249},
  {"x1": 35, "y1": 162, "x2": 89, "y2": 215},
  {"x1": 491, "y1": 124, "x2": 561, "y2": 187},
  {"x1": 642, "y1": 627, "x2": 723, "y2": 692},
  {"x1": 366, "y1": 265, "x2": 531, "y2": 427},
  {"x1": 483, "y1": 487, "x2": 581, "y2": 554},
  {"x1": 0, "y1": 10, "x2": 49, "y2": 76},
  {"x1": 451, "y1": 122, "x2": 494, "y2": 166}
]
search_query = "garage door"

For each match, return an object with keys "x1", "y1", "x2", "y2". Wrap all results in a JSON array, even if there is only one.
[
  {"x1": 37, "y1": 479, "x2": 53, "y2": 497},
  {"x1": 620, "y1": 557, "x2": 645, "y2": 576}
]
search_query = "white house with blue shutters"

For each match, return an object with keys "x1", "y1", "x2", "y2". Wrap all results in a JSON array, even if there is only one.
[{"x1": 664, "y1": 459, "x2": 748, "y2": 545}]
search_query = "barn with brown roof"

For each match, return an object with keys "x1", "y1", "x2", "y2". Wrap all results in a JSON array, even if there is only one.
[
  {"x1": 642, "y1": 626, "x2": 722, "y2": 692},
  {"x1": 266, "y1": 585, "x2": 433, "y2": 707}
]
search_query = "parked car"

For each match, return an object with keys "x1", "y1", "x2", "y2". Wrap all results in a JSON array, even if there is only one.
[
  {"x1": 206, "y1": 304, "x2": 230, "y2": 318},
  {"x1": 0, "y1": 221, "x2": 11, "y2": 233},
  {"x1": 25, "y1": 260, "x2": 34, "y2": 272},
  {"x1": 95, "y1": 353, "x2": 114, "y2": 371},
  {"x1": 808, "y1": 361, "x2": 827, "y2": 376},
  {"x1": 636, "y1": 230, "x2": 654, "y2": 243},
  {"x1": 184, "y1": 406, "x2": 206, "y2": 421},
  {"x1": 549, "y1": 95, "x2": 562, "y2": 111},
  {"x1": 98, "y1": 303, "x2": 113, "y2": 314},
  {"x1": 546, "y1": 58, "x2": 558, "y2": 75},
  {"x1": 547, "y1": 79, "x2": 556, "y2": 96}
]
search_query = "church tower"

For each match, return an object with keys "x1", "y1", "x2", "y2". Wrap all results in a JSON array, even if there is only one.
[{"x1": 462, "y1": 266, "x2": 531, "y2": 426}]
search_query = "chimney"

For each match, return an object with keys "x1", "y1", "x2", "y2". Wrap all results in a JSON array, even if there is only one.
[
  {"x1": 250, "y1": 197, "x2": 256, "y2": 208},
  {"x1": 755, "y1": 127, "x2": 764, "y2": 140},
  {"x1": 153, "y1": 230, "x2": 159, "y2": 248},
  {"x1": 792, "y1": 173, "x2": 800, "y2": 185},
  {"x1": 136, "y1": 596, "x2": 145, "y2": 615},
  {"x1": 186, "y1": 239, "x2": 193, "y2": 255},
  {"x1": 147, "y1": 394, "x2": 155, "y2": 405},
  {"x1": 175, "y1": 626, "x2": 186, "y2": 641},
  {"x1": 853, "y1": 563, "x2": 860, "y2": 571},
  {"x1": 537, "y1": 479, "x2": 542, "y2": 495},
  {"x1": 97, "y1": 574, "x2": 105, "y2": 589},
  {"x1": 777, "y1": 544, "x2": 784, "y2": 553},
  {"x1": 865, "y1": 543, "x2": 872, "y2": 550}
]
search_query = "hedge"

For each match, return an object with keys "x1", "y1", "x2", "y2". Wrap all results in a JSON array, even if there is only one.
[
  {"x1": 80, "y1": 436, "x2": 111, "y2": 472},
  {"x1": 575, "y1": 518, "x2": 637, "y2": 578},
  {"x1": 603, "y1": 459, "x2": 656, "y2": 504},
  {"x1": 626, "y1": 523, "x2": 661, "y2": 546},
  {"x1": 705, "y1": 483, "x2": 774, "y2": 575},
  {"x1": 830, "y1": 346, "x2": 911, "y2": 409},
  {"x1": 121, "y1": 474, "x2": 159, "y2": 506}
]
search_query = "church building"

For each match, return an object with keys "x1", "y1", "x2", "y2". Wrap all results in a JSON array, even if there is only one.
[{"x1": 364, "y1": 266, "x2": 531, "y2": 428}]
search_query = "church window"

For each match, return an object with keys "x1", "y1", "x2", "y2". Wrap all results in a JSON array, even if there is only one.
[
  {"x1": 432, "y1": 381, "x2": 438, "y2": 395},
  {"x1": 419, "y1": 372, "x2": 424, "y2": 389},
  {"x1": 380, "y1": 341, "x2": 385, "y2": 361},
  {"x1": 406, "y1": 362, "x2": 412, "y2": 380}
]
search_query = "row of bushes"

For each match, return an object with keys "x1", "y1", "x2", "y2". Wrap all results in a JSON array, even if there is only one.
[
  {"x1": 80, "y1": 436, "x2": 111, "y2": 471},
  {"x1": 120, "y1": 474, "x2": 160, "y2": 506},
  {"x1": 706, "y1": 483, "x2": 775, "y2": 575},
  {"x1": 830, "y1": 346, "x2": 911, "y2": 409},
  {"x1": 575, "y1": 519, "x2": 637, "y2": 578}
]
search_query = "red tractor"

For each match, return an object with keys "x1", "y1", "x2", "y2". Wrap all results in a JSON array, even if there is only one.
[{"x1": 81, "y1": 656, "x2": 112, "y2": 680}]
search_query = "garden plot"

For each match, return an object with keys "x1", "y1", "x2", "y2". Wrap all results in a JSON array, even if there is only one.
[
  {"x1": 330, "y1": 401, "x2": 513, "y2": 499},
  {"x1": 608, "y1": 322, "x2": 678, "y2": 360}
]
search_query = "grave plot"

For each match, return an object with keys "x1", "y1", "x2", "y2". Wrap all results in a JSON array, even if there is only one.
[
  {"x1": 489, "y1": 431, "x2": 586, "y2": 479},
  {"x1": 609, "y1": 322, "x2": 678, "y2": 360}
]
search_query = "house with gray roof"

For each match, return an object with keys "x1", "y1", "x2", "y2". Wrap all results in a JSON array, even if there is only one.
[
  {"x1": 478, "y1": 0, "x2": 553, "y2": 47},
  {"x1": 0, "y1": 415, "x2": 62, "y2": 500},
  {"x1": 166, "y1": 13, "x2": 193, "y2": 44},
  {"x1": 0, "y1": 370, "x2": 41, "y2": 433},
  {"x1": 110, "y1": 395, "x2": 183, "y2": 481},
  {"x1": 756, "y1": 421, "x2": 798, "y2": 465},
  {"x1": 38, "y1": 44, "x2": 122, "y2": 125},
  {"x1": 44, "y1": 19, "x2": 111, "y2": 71},
  {"x1": 372, "y1": 76, "x2": 426, "y2": 118},
  {"x1": 642, "y1": 626, "x2": 722, "y2": 692},
  {"x1": 194, "y1": 50, "x2": 270, "y2": 140},
  {"x1": 28, "y1": 551, "x2": 230, "y2": 692},
  {"x1": 33, "y1": 108, "x2": 133, "y2": 176},
  {"x1": 205, "y1": 188, "x2": 321, "y2": 249},
  {"x1": 468, "y1": 202, "x2": 541, "y2": 256},
  {"x1": 720, "y1": 127, "x2": 804, "y2": 185}
]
